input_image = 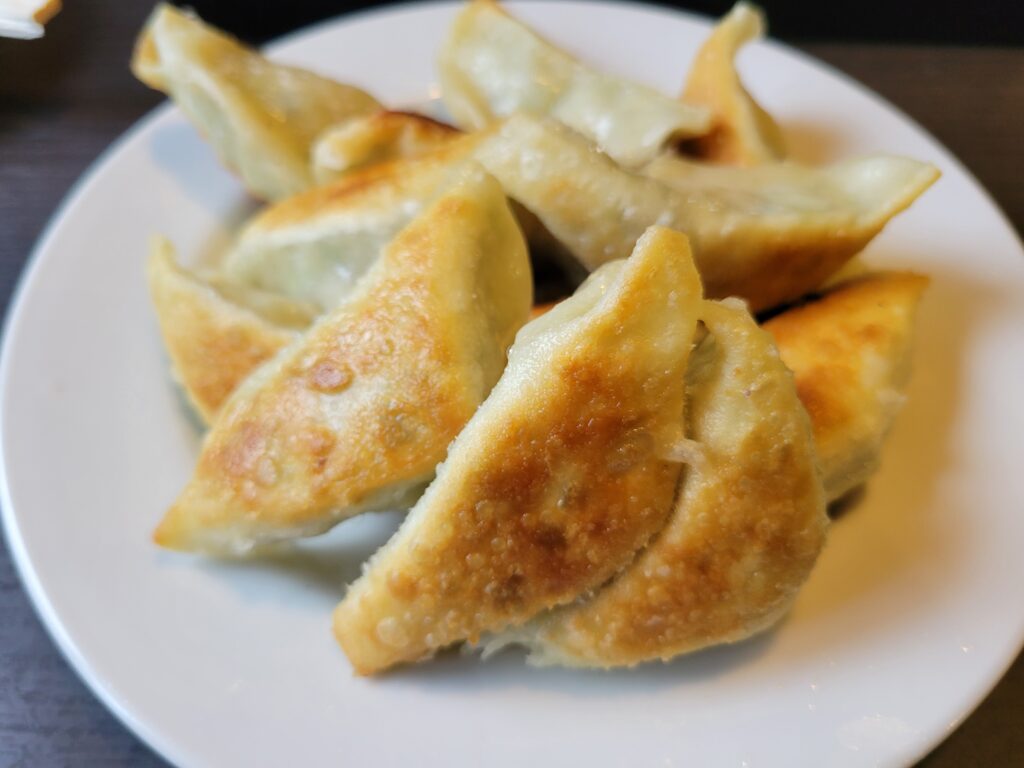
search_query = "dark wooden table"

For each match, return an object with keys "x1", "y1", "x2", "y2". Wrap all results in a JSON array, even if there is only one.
[{"x1": 1, "y1": 2, "x2": 1022, "y2": 765}]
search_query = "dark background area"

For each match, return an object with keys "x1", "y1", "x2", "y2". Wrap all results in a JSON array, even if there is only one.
[
  {"x1": 1, "y1": 0, "x2": 1022, "y2": 766},
  {"x1": 180, "y1": 0, "x2": 1024, "y2": 45}
]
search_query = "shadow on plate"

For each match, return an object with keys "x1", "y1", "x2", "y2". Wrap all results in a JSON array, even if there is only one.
[
  {"x1": 788, "y1": 260, "x2": 1009, "y2": 643},
  {"x1": 381, "y1": 625, "x2": 780, "y2": 696},
  {"x1": 827, "y1": 485, "x2": 867, "y2": 521},
  {"x1": 146, "y1": 121, "x2": 261, "y2": 266},
  {"x1": 187, "y1": 511, "x2": 404, "y2": 605}
]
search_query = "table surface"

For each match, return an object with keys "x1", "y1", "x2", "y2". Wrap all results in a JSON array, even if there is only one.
[{"x1": 1, "y1": 1, "x2": 1022, "y2": 766}]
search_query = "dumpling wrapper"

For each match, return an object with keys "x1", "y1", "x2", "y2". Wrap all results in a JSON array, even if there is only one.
[
  {"x1": 311, "y1": 111, "x2": 461, "y2": 185},
  {"x1": 220, "y1": 139, "x2": 476, "y2": 311},
  {"x1": 147, "y1": 237, "x2": 315, "y2": 424},
  {"x1": 764, "y1": 272, "x2": 929, "y2": 502},
  {"x1": 132, "y1": 3, "x2": 381, "y2": 201},
  {"x1": 472, "y1": 115, "x2": 939, "y2": 311},
  {"x1": 680, "y1": 2, "x2": 785, "y2": 165},
  {"x1": 154, "y1": 164, "x2": 532, "y2": 553},
  {"x1": 300, "y1": 114, "x2": 938, "y2": 313},
  {"x1": 490, "y1": 298, "x2": 827, "y2": 668},
  {"x1": 153, "y1": 139, "x2": 565, "y2": 422},
  {"x1": 532, "y1": 270, "x2": 926, "y2": 503},
  {"x1": 437, "y1": 0, "x2": 710, "y2": 167},
  {"x1": 334, "y1": 226, "x2": 703, "y2": 675}
]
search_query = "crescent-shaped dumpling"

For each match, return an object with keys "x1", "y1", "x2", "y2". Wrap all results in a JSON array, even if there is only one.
[
  {"x1": 154, "y1": 164, "x2": 532, "y2": 553},
  {"x1": 764, "y1": 272, "x2": 929, "y2": 501},
  {"x1": 147, "y1": 237, "x2": 313, "y2": 424},
  {"x1": 311, "y1": 111, "x2": 461, "y2": 185},
  {"x1": 494, "y1": 299, "x2": 828, "y2": 668},
  {"x1": 437, "y1": 0, "x2": 710, "y2": 166},
  {"x1": 333, "y1": 226, "x2": 703, "y2": 674},
  {"x1": 680, "y1": 2, "x2": 786, "y2": 165},
  {"x1": 473, "y1": 115, "x2": 938, "y2": 310},
  {"x1": 132, "y1": 3, "x2": 381, "y2": 201}
]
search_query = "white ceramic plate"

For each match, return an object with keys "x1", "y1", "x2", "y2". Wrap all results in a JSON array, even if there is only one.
[{"x1": 4, "y1": 2, "x2": 1024, "y2": 766}]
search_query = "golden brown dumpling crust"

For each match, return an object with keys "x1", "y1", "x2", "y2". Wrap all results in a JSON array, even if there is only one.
[
  {"x1": 521, "y1": 299, "x2": 828, "y2": 668},
  {"x1": 154, "y1": 166, "x2": 532, "y2": 552},
  {"x1": 764, "y1": 272, "x2": 929, "y2": 501},
  {"x1": 146, "y1": 238, "x2": 296, "y2": 424},
  {"x1": 681, "y1": 2, "x2": 785, "y2": 166},
  {"x1": 333, "y1": 226, "x2": 703, "y2": 675},
  {"x1": 533, "y1": 274, "x2": 929, "y2": 505}
]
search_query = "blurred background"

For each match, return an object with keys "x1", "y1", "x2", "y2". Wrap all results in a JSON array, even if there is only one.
[{"x1": 181, "y1": 0, "x2": 1024, "y2": 45}]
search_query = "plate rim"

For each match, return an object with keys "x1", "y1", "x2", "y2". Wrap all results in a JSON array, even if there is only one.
[{"x1": 1, "y1": 2, "x2": 1022, "y2": 766}]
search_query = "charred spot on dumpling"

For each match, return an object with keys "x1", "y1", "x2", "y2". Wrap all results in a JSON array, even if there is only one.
[{"x1": 307, "y1": 359, "x2": 354, "y2": 393}]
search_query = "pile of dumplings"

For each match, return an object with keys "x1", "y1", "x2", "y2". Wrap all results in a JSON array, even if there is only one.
[{"x1": 135, "y1": 0, "x2": 936, "y2": 673}]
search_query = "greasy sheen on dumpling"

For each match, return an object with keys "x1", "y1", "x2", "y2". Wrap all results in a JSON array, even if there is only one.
[
  {"x1": 147, "y1": 237, "x2": 314, "y2": 424},
  {"x1": 333, "y1": 226, "x2": 703, "y2": 675},
  {"x1": 221, "y1": 139, "x2": 476, "y2": 311},
  {"x1": 764, "y1": 272, "x2": 929, "y2": 502},
  {"x1": 311, "y1": 111, "x2": 461, "y2": 185},
  {"x1": 472, "y1": 114, "x2": 938, "y2": 311},
  {"x1": 437, "y1": 0, "x2": 710, "y2": 166},
  {"x1": 680, "y1": 2, "x2": 786, "y2": 165},
  {"x1": 491, "y1": 299, "x2": 827, "y2": 668},
  {"x1": 132, "y1": 3, "x2": 381, "y2": 201},
  {"x1": 153, "y1": 165, "x2": 532, "y2": 553}
]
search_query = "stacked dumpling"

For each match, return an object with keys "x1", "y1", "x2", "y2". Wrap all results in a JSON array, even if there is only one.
[{"x1": 134, "y1": 1, "x2": 934, "y2": 672}]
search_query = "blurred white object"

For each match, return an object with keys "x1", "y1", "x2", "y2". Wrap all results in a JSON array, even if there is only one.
[{"x1": 0, "y1": 0, "x2": 61, "y2": 39}]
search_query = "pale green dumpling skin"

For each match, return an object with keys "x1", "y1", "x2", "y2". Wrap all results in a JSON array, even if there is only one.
[
  {"x1": 437, "y1": 0, "x2": 711, "y2": 166},
  {"x1": 155, "y1": 165, "x2": 533, "y2": 554},
  {"x1": 132, "y1": 3, "x2": 381, "y2": 201}
]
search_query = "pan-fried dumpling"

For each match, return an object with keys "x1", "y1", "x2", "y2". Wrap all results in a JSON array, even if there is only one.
[
  {"x1": 307, "y1": 131, "x2": 571, "y2": 273},
  {"x1": 764, "y1": 272, "x2": 928, "y2": 501},
  {"x1": 298, "y1": 114, "x2": 937, "y2": 313},
  {"x1": 220, "y1": 139, "x2": 476, "y2": 310},
  {"x1": 680, "y1": 2, "x2": 785, "y2": 165},
  {"x1": 147, "y1": 237, "x2": 314, "y2": 424},
  {"x1": 437, "y1": 0, "x2": 710, "y2": 166},
  {"x1": 151, "y1": 144, "x2": 485, "y2": 420},
  {"x1": 472, "y1": 114, "x2": 938, "y2": 310},
  {"x1": 333, "y1": 226, "x2": 703, "y2": 674},
  {"x1": 153, "y1": 165, "x2": 532, "y2": 553},
  {"x1": 311, "y1": 111, "x2": 461, "y2": 185},
  {"x1": 491, "y1": 299, "x2": 827, "y2": 668},
  {"x1": 132, "y1": 3, "x2": 381, "y2": 201}
]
